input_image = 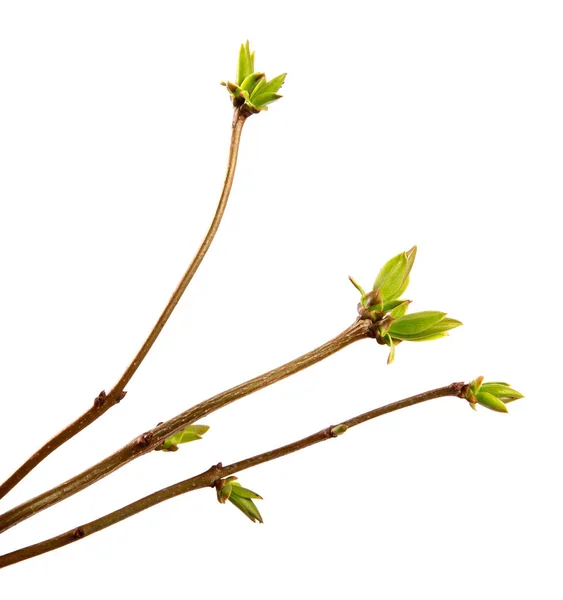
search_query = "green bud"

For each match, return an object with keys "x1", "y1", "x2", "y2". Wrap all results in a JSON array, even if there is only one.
[
  {"x1": 162, "y1": 424, "x2": 210, "y2": 451},
  {"x1": 218, "y1": 478, "x2": 264, "y2": 522},
  {"x1": 475, "y1": 391, "x2": 509, "y2": 413},
  {"x1": 331, "y1": 424, "x2": 348, "y2": 436},
  {"x1": 466, "y1": 379, "x2": 523, "y2": 413},
  {"x1": 225, "y1": 42, "x2": 285, "y2": 113},
  {"x1": 372, "y1": 246, "x2": 417, "y2": 302}
]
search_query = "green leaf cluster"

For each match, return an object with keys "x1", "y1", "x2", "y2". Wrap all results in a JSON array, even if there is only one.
[
  {"x1": 216, "y1": 477, "x2": 263, "y2": 523},
  {"x1": 221, "y1": 41, "x2": 286, "y2": 113},
  {"x1": 465, "y1": 376, "x2": 524, "y2": 413},
  {"x1": 350, "y1": 247, "x2": 461, "y2": 363},
  {"x1": 160, "y1": 424, "x2": 210, "y2": 452}
]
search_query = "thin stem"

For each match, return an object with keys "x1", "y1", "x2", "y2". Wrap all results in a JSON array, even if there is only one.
[
  {"x1": 0, "y1": 110, "x2": 248, "y2": 501},
  {"x1": 0, "y1": 319, "x2": 373, "y2": 534},
  {"x1": 0, "y1": 382, "x2": 465, "y2": 569}
]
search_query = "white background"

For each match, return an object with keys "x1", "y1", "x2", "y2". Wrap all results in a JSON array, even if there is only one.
[{"x1": 1, "y1": 1, "x2": 562, "y2": 598}]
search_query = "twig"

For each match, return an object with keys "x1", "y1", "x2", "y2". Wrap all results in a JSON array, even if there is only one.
[
  {"x1": 0, "y1": 318, "x2": 374, "y2": 534},
  {"x1": 0, "y1": 382, "x2": 465, "y2": 569},
  {"x1": 0, "y1": 109, "x2": 248, "y2": 501}
]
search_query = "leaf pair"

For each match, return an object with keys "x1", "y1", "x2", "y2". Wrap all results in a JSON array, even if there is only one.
[
  {"x1": 159, "y1": 424, "x2": 210, "y2": 452},
  {"x1": 216, "y1": 477, "x2": 263, "y2": 523},
  {"x1": 222, "y1": 41, "x2": 286, "y2": 113},
  {"x1": 465, "y1": 376, "x2": 524, "y2": 413},
  {"x1": 350, "y1": 247, "x2": 462, "y2": 363},
  {"x1": 388, "y1": 312, "x2": 462, "y2": 342}
]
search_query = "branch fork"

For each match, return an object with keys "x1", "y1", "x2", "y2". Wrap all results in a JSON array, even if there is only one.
[{"x1": 0, "y1": 41, "x2": 523, "y2": 569}]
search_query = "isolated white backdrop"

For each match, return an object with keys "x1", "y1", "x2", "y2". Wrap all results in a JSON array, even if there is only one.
[{"x1": 1, "y1": 1, "x2": 561, "y2": 598}]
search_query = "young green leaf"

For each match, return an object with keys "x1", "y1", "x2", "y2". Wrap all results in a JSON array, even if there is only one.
[
  {"x1": 379, "y1": 298, "x2": 406, "y2": 313},
  {"x1": 348, "y1": 275, "x2": 366, "y2": 296},
  {"x1": 393, "y1": 277, "x2": 410, "y2": 300},
  {"x1": 428, "y1": 317, "x2": 462, "y2": 333},
  {"x1": 236, "y1": 41, "x2": 253, "y2": 85},
  {"x1": 240, "y1": 72, "x2": 265, "y2": 94},
  {"x1": 390, "y1": 300, "x2": 411, "y2": 319},
  {"x1": 372, "y1": 246, "x2": 417, "y2": 301},
  {"x1": 250, "y1": 73, "x2": 287, "y2": 99},
  {"x1": 390, "y1": 248, "x2": 416, "y2": 298},
  {"x1": 161, "y1": 424, "x2": 210, "y2": 451},
  {"x1": 250, "y1": 92, "x2": 283, "y2": 109},
  {"x1": 476, "y1": 391, "x2": 509, "y2": 413},
  {"x1": 391, "y1": 331, "x2": 449, "y2": 343},
  {"x1": 480, "y1": 383, "x2": 524, "y2": 403},
  {"x1": 393, "y1": 317, "x2": 461, "y2": 340},
  {"x1": 388, "y1": 311, "x2": 446, "y2": 336},
  {"x1": 230, "y1": 482, "x2": 263, "y2": 500},
  {"x1": 373, "y1": 252, "x2": 407, "y2": 299},
  {"x1": 228, "y1": 494, "x2": 264, "y2": 523},
  {"x1": 405, "y1": 245, "x2": 417, "y2": 273}
]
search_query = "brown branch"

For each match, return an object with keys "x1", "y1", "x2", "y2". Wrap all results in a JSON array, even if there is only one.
[
  {"x1": 0, "y1": 109, "x2": 248, "y2": 501},
  {"x1": 0, "y1": 381, "x2": 465, "y2": 569},
  {"x1": 0, "y1": 319, "x2": 374, "y2": 534}
]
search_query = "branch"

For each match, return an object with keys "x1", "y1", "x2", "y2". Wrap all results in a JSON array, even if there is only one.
[
  {"x1": 0, "y1": 319, "x2": 373, "y2": 534},
  {"x1": 0, "y1": 109, "x2": 248, "y2": 501},
  {"x1": 0, "y1": 382, "x2": 465, "y2": 569}
]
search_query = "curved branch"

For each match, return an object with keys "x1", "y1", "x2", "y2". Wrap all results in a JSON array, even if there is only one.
[
  {"x1": 0, "y1": 319, "x2": 372, "y2": 534},
  {"x1": 0, "y1": 382, "x2": 465, "y2": 569},
  {"x1": 0, "y1": 110, "x2": 248, "y2": 501}
]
